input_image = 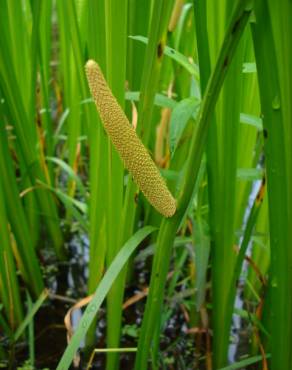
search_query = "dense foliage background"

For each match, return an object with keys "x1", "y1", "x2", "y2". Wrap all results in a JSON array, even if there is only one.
[{"x1": 0, "y1": 0, "x2": 291, "y2": 369}]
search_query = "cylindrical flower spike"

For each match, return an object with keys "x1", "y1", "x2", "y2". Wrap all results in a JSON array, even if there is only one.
[{"x1": 85, "y1": 59, "x2": 176, "y2": 217}]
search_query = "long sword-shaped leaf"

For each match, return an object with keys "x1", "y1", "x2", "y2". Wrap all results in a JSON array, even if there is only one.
[
  {"x1": 134, "y1": 2, "x2": 253, "y2": 368},
  {"x1": 57, "y1": 226, "x2": 156, "y2": 370},
  {"x1": 252, "y1": 1, "x2": 292, "y2": 368}
]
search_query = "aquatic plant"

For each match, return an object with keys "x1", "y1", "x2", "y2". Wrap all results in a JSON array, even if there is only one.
[{"x1": 0, "y1": 1, "x2": 291, "y2": 370}]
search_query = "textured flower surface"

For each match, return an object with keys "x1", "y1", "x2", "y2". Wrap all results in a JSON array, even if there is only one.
[{"x1": 85, "y1": 59, "x2": 176, "y2": 218}]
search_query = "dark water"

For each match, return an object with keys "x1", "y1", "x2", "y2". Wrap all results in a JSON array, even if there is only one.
[
  {"x1": 9, "y1": 233, "x2": 203, "y2": 370},
  {"x1": 8, "y1": 222, "x2": 258, "y2": 369}
]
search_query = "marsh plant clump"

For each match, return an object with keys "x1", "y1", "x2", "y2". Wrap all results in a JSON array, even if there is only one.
[{"x1": 0, "y1": 1, "x2": 291, "y2": 370}]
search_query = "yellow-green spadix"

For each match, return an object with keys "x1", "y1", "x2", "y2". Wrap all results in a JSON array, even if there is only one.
[{"x1": 85, "y1": 59, "x2": 176, "y2": 218}]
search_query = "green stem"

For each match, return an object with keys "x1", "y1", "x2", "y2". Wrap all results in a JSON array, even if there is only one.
[
  {"x1": 252, "y1": 1, "x2": 292, "y2": 368},
  {"x1": 134, "y1": 2, "x2": 253, "y2": 368}
]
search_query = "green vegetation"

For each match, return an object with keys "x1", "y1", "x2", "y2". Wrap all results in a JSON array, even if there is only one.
[{"x1": 0, "y1": 0, "x2": 291, "y2": 369}]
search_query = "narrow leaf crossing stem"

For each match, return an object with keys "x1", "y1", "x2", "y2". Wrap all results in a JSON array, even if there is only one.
[{"x1": 134, "y1": 2, "x2": 253, "y2": 368}]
